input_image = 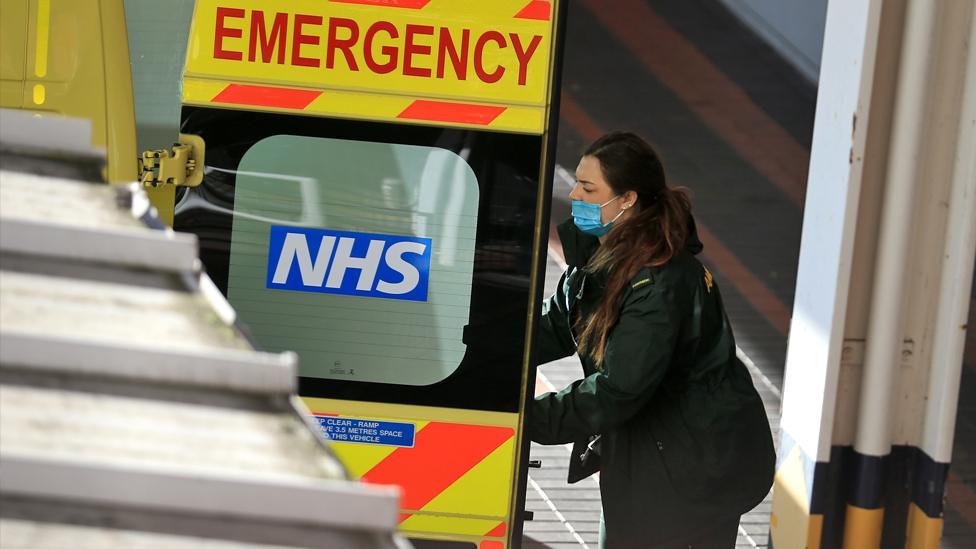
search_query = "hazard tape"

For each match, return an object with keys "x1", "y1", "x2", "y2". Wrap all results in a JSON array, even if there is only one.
[
  {"x1": 184, "y1": 78, "x2": 544, "y2": 133},
  {"x1": 300, "y1": 398, "x2": 520, "y2": 544},
  {"x1": 182, "y1": 0, "x2": 555, "y2": 133}
]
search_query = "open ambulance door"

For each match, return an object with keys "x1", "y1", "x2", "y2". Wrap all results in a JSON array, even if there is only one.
[{"x1": 172, "y1": 1, "x2": 566, "y2": 547}]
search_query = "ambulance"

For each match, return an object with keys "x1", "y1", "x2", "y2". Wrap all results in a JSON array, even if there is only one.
[{"x1": 1, "y1": 1, "x2": 566, "y2": 547}]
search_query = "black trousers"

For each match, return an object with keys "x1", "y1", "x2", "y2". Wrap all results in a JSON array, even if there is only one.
[{"x1": 599, "y1": 514, "x2": 741, "y2": 548}]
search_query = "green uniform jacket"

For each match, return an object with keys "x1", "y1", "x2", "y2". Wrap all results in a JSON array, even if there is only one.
[{"x1": 529, "y1": 219, "x2": 775, "y2": 547}]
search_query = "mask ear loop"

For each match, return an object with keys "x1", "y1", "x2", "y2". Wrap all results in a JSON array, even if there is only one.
[
  {"x1": 606, "y1": 207, "x2": 627, "y2": 226},
  {"x1": 603, "y1": 196, "x2": 633, "y2": 226}
]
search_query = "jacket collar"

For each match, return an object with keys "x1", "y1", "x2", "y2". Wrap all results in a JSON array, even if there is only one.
[
  {"x1": 555, "y1": 215, "x2": 705, "y2": 268},
  {"x1": 685, "y1": 215, "x2": 704, "y2": 255},
  {"x1": 557, "y1": 219, "x2": 601, "y2": 268}
]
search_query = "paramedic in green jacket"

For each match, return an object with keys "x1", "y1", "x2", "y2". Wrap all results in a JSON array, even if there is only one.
[{"x1": 529, "y1": 132, "x2": 775, "y2": 548}]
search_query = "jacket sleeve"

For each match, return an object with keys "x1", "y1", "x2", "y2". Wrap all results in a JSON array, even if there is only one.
[
  {"x1": 534, "y1": 270, "x2": 577, "y2": 365},
  {"x1": 529, "y1": 282, "x2": 681, "y2": 445}
]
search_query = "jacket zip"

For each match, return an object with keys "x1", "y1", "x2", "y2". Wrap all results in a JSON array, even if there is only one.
[{"x1": 565, "y1": 267, "x2": 585, "y2": 348}]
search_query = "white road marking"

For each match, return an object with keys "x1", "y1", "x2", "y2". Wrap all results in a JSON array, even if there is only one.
[
  {"x1": 733, "y1": 350, "x2": 780, "y2": 549},
  {"x1": 555, "y1": 163, "x2": 576, "y2": 189},
  {"x1": 536, "y1": 369, "x2": 559, "y2": 393},
  {"x1": 737, "y1": 346, "x2": 782, "y2": 400},
  {"x1": 547, "y1": 245, "x2": 568, "y2": 271},
  {"x1": 739, "y1": 524, "x2": 760, "y2": 547},
  {"x1": 528, "y1": 475, "x2": 591, "y2": 548}
]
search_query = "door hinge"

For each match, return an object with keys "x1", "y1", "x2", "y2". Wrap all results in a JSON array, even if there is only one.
[{"x1": 139, "y1": 133, "x2": 205, "y2": 188}]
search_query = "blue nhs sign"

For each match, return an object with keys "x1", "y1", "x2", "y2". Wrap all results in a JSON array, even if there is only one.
[{"x1": 266, "y1": 226, "x2": 432, "y2": 302}]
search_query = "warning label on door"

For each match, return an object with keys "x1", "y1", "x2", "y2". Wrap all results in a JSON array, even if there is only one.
[{"x1": 314, "y1": 415, "x2": 416, "y2": 447}]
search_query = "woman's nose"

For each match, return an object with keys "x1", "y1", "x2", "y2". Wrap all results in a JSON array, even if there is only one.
[{"x1": 568, "y1": 183, "x2": 582, "y2": 201}]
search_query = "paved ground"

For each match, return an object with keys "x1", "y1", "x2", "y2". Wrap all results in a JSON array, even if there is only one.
[{"x1": 522, "y1": 1, "x2": 976, "y2": 547}]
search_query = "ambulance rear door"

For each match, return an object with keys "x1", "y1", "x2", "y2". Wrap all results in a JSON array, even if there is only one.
[{"x1": 173, "y1": 1, "x2": 566, "y2": 547}]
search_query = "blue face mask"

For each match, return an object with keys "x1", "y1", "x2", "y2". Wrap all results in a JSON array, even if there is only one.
[{"x1": 572, "y1": 195, "x2": 623, "y2": 237}]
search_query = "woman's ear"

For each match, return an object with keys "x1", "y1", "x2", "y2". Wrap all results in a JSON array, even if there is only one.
[{"x1": 622, "y1": 190, "x2": 639, "y2": 210}]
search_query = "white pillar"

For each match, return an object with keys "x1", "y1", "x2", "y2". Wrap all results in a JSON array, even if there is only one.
[{"x1": 771, "y1": 1, "x2": 884, "y2": 546}]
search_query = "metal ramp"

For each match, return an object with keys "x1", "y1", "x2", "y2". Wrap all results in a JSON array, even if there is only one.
[{"x1": 0, "y1": 112, "x2": 408, "y2": 549}]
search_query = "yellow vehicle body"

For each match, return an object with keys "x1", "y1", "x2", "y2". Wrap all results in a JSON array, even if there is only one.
[
  {"x1": 1, "y1": 1, "x2": 565, "y2": 547},
  {"x1": 0, "y1": 0, "x2": 174, "y2": 219},
  {"x1": 1, "y1": 0, "x2": 136, "y2": 181},
  {"x1": 178, "y1": 2, "x2": 563, "y2": 547},
  {"x1": 182, "y1": 0, "x2": 555, "y2": 133}
]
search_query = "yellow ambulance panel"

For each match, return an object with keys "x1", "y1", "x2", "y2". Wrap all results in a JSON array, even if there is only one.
[
  {"x1": 183, "y1": 0, "x2": 555, "y2": 133},
  {"x1": 176, "y1": 1, "x2": 565, "y2": 547}
]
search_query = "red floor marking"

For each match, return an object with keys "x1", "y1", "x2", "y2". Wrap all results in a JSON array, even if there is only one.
[
  {"x1": 695, "y1": 224, "x2": 791, "y2": 335},
  {"x1": 946, "y1": 471, "x2": 976, "y2": 533},
  {"x1": 560, "y1": 91, "x2": 790, "y2": 336},
  {"x1": 559, "y1": 92, "x2": 606, "y2": 149},
  {"x1": 581, "y1": 0, "x2": 809, "y2": 208}
]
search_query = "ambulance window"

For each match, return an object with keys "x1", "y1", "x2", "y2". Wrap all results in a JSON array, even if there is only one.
[
  {"x1": 226, "y1": 135, "x2": 478, "y2": 386},
  {"x1": 124, "y1": 0, "x2": 195, "y2": 152}
]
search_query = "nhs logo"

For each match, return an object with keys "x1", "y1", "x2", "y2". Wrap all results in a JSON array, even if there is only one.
[{"x1": 266, "y1": 226, "x2": 431, "y2": 302}]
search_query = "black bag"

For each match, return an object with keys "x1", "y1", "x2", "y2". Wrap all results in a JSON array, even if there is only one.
[{"x1": 567, "y1": 434, "x2": 601, "y2": 483}]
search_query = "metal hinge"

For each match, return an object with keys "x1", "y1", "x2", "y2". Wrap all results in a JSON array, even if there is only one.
[{"x1": 138, "y1": 133, "x2": 205, "y2": 188}]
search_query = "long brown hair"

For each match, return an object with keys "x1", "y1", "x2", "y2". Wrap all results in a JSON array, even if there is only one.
[{"x1": 575, "y1": 132, "x2": 692, "y2": 366}]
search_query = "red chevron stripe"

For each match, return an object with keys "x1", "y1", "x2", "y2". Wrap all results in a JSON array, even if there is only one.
[
  {"x1": 398, "y1": 100, "x2": 506, "y2": 126},
  {"x1": 484, "y1": 521, "x2": 506, "y2": 537},
  {"x1": 330, "y1": 0, "x2": 430, "y2": 8},
  {"x1": 361, "y1": 422, "x2": 513, "y2": 510},
  {"x1": 514, "y1": 0, "x2": 551, "y2": 20},
  {"x1": 211, "y1": 84, "x2": 321, "y2": 110}
]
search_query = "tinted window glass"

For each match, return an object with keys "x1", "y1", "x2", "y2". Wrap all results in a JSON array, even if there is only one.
[
  {"x1": 226, "y1": 135, "x2": 477, "y2": 385},
  {"x1": 177, "y1": 107, "x2": 541, "y2": 412}
]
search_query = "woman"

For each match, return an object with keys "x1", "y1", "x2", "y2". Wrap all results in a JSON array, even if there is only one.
[{"x1": 529, "y1": 132, "x2": 775, "y2": 548}]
